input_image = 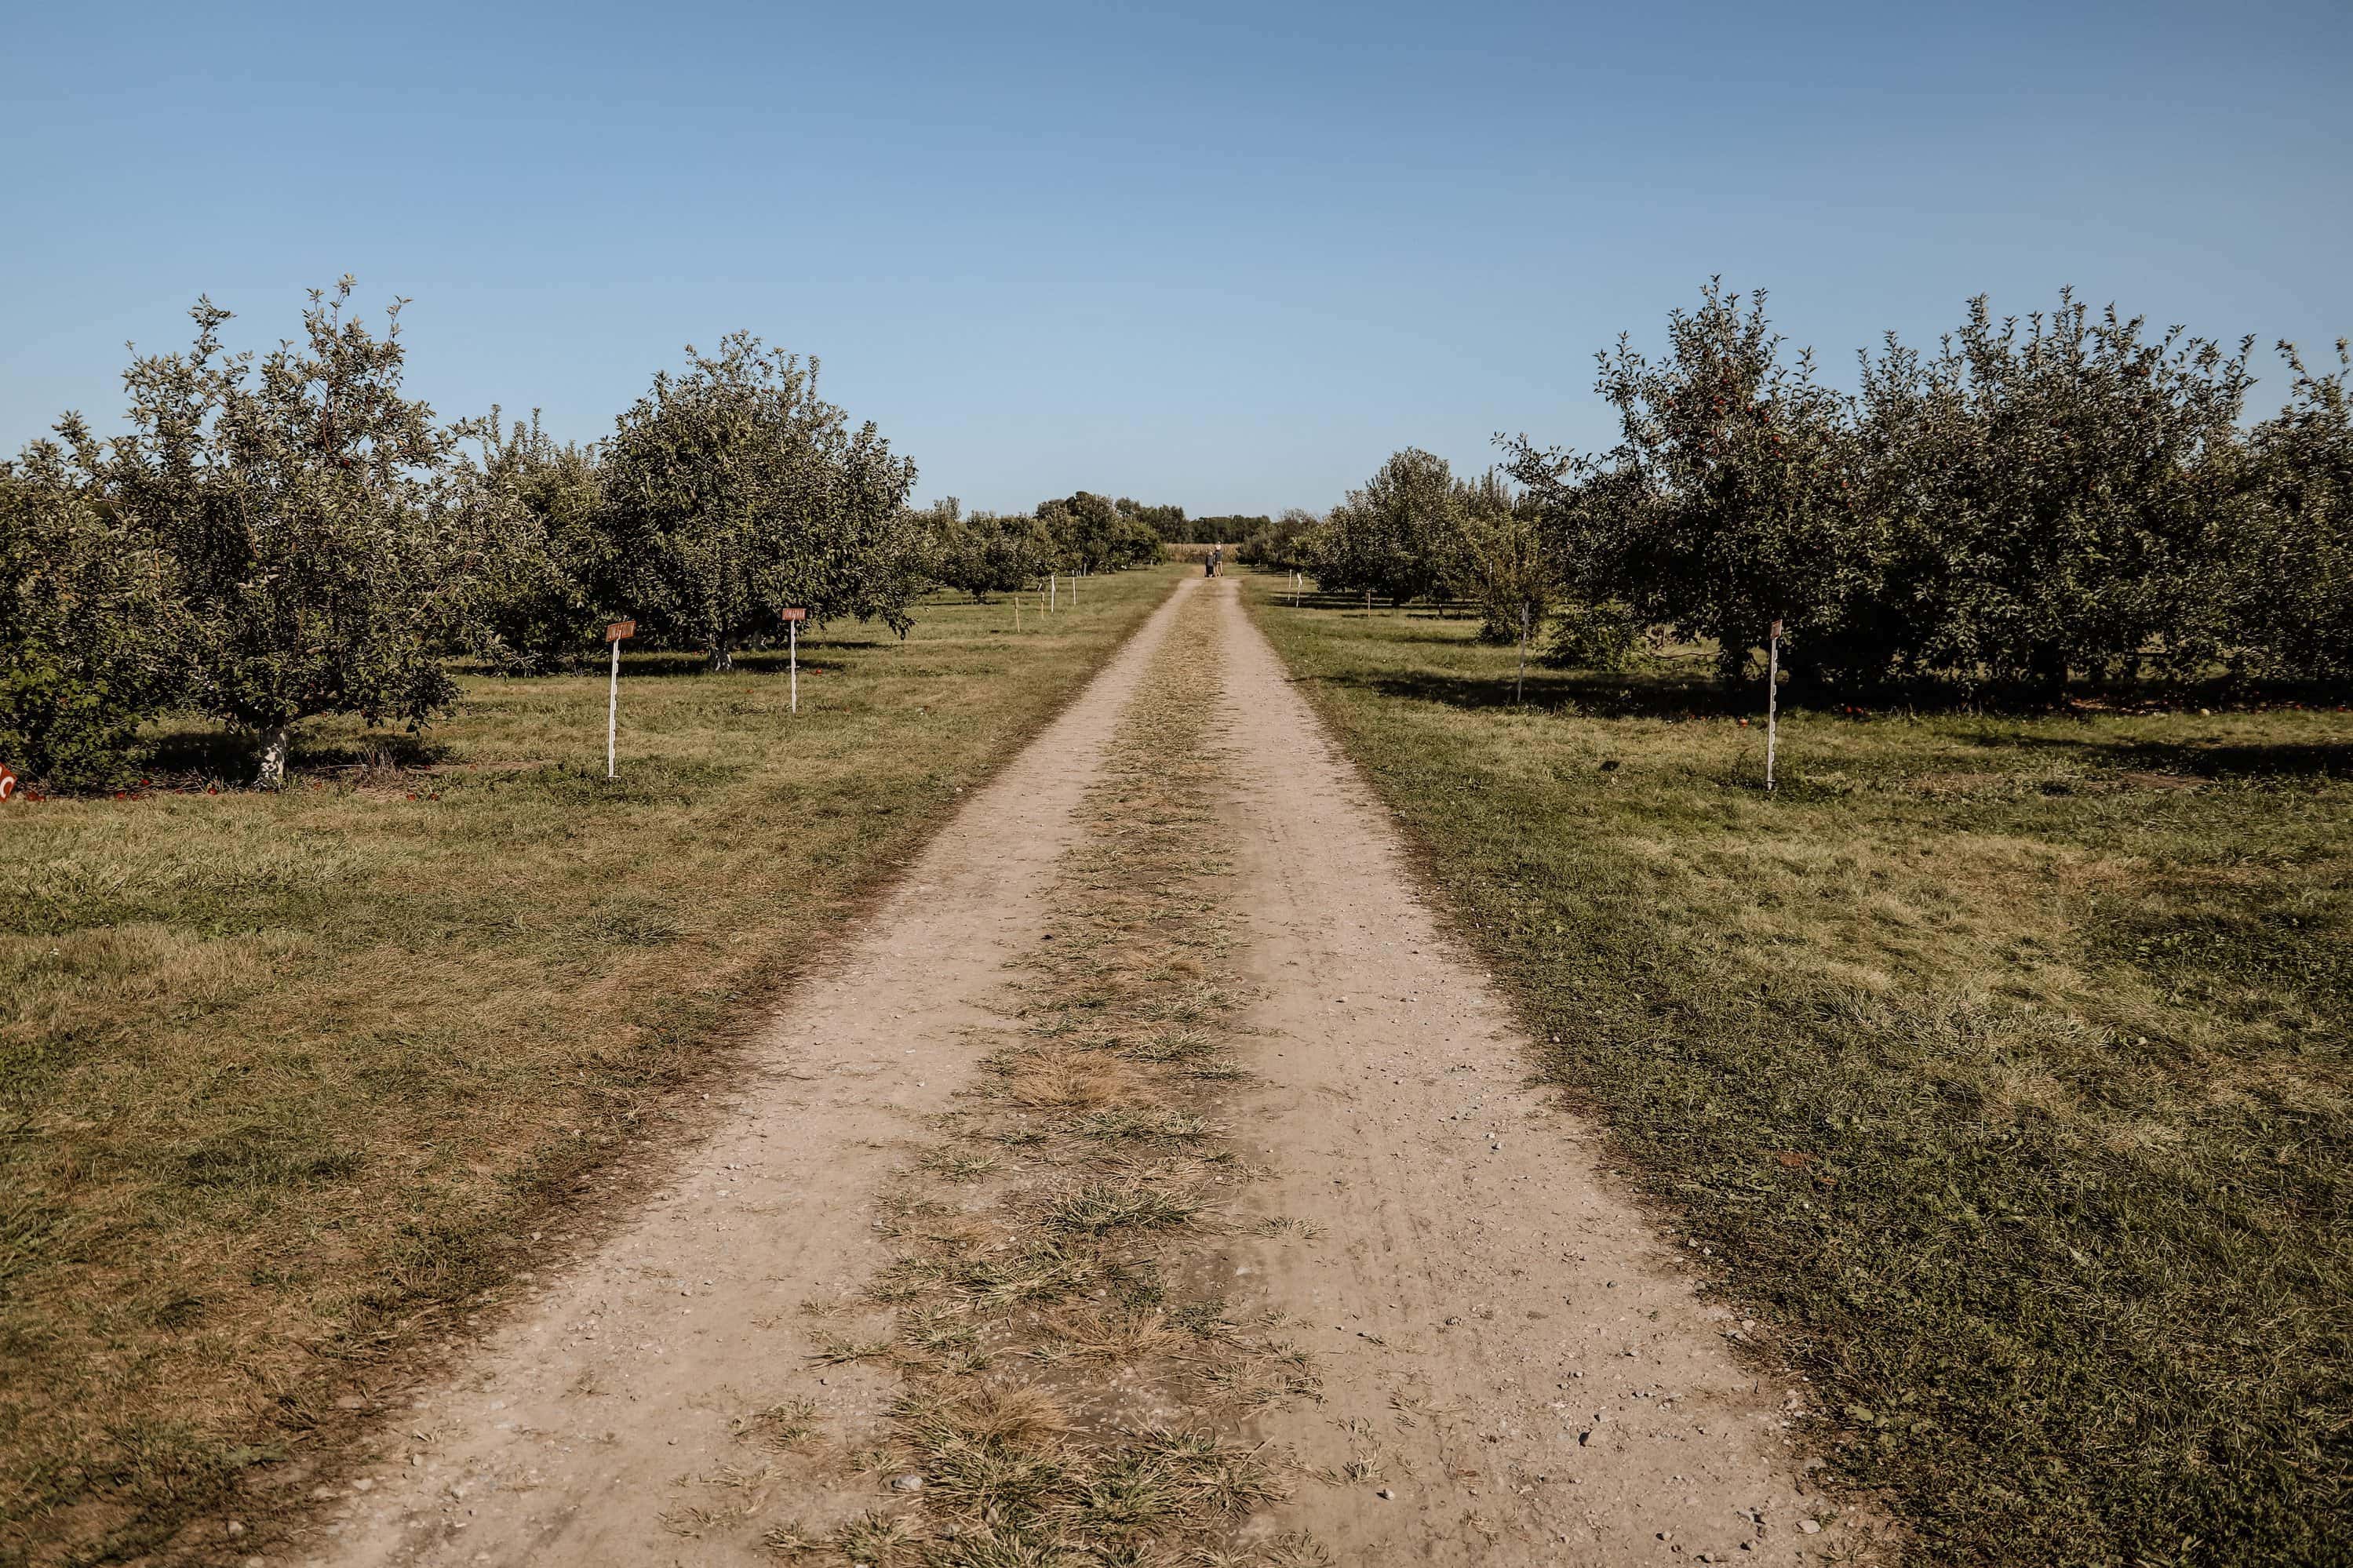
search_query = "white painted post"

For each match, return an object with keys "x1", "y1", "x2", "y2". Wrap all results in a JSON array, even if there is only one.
[
  {"x1": 1051, "y1": 572, "x2": 1058, "y2": 613},
  {"x1": 1517, "y1": 602, "x2": 1529, "y2": 706},
  {"x1": 603, "y1": 620, "x2": 636, "y2": 778},
  {"x1": 1766, "y1": 618, "x2": 1782, "y2": 793},
  {"x1": 789, "y1": 618, "x2": 799, "y2": 715}
]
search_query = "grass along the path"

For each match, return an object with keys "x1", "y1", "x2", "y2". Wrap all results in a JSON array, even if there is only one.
[
  {"x1": 0, "y1": 567, "x2": 1178, "y2": 1567},
  {"x1": 1244, "y1": 577, "x2": 2352, "y2": 1568},
  {"x1": 765, "y1": 583, "x2": 1328, "y2": 1566}
]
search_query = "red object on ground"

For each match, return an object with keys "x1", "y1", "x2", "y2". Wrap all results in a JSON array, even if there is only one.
[{"x1": 0, "y1": 766, "x2": 16, "y2": 802}]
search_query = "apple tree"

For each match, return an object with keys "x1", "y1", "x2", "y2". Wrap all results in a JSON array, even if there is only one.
[
  {"x1": 64, "y1": 281, "x2": 463, "y2": 787},
  {"x1": 603, "y1": 335, "x2": 920, "y2": 667}
]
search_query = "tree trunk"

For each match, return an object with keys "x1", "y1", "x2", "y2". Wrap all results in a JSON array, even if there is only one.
[
  {"x1": 2028, "y1": 641, "x2": 2067, "y2": 693},
  {"x1": 256, "y1": 724, "x2": 293, "y2": 791}
]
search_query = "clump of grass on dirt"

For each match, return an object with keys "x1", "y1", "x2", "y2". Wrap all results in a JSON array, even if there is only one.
[
  {"x1": 775, "y1": 588, "x2": 1326, "y2": 1567},
  {"x1": 0, "y1": 569, "x2": 1178, "y2": 1566},
  {"x1": 735, "y1": 1398, "x2": 825, "y2": 1451},
  {"x1": 1247, "y1": 577, "x2": 2353, "y2": 1568}
]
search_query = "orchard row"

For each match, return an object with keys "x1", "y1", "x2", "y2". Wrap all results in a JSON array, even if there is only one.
[
  {"x1": 0, "y1": 282, "x2": 1179, "y2": 790},
  {"x1": 1251, "y1": 284, "x2": 2352, "y2": 693}
]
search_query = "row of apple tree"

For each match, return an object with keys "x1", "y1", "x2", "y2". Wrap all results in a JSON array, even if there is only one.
[
  {"x1": 0, "y1": 282, "x2": 1174, "y2": 790},
  {"x1": 1261, "y1": 283, "x2": 2351, "y2": 694}
]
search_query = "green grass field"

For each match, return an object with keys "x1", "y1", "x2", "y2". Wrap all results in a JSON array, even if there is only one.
[
  {"x1": 0, "y1": 568, "x2": 1178, "y2": 1566},
  {"x1": 1244, "y1": 580, "x2": 2352, "y2": 1568}
]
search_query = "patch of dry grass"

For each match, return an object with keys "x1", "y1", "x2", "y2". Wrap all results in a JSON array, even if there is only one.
[
  {"x1": 733, "y1": 1396, "x2": 823, "y2": 1452},
  {"x1": 0, "y1": 569, "x2": 1181, "y2": 1565}
]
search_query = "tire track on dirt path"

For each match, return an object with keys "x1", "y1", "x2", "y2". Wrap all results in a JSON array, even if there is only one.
[
  {"x1": 308, "y1": 580, "x2": 1203, "y2": 1568},
  {"x1": 1207, "y1": 580, "x2": 1889, "y2": 1566}
]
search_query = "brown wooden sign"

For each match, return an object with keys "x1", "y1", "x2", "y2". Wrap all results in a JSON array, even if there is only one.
[
  {"x1": 779, "y1": 607, "x2": 808, "y2": 622},
  {"x1": 605, "y1": 620, "x2": 636, "y2": 642}
]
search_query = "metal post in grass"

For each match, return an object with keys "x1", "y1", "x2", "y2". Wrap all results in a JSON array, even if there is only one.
[
  {"x1": 604, "y1": 619, "x2": 636, "y2": 780},
  {"x1": 1051, "y1": 571, "x2": 1058, "y2": 613},
  {"x1": 781, "y1": 607, "x2": 807, "y2": 715},
  {"x1": 1765, "y1": 617, "x2": 1782, "y2": 793}
]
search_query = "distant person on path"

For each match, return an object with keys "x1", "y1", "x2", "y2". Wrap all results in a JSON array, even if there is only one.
[{"x1": 1207, "y1": 546, "x2": 1222, "y2": 577}]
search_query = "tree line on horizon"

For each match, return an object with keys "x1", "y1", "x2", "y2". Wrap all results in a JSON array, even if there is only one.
[
  {"x1": 1248, "y1": 282, "x2": 2353, "y2": 695},
  {"x1": 0, "y1": 282, "x2": 1178, "y2": 791},
  {"x1": 916, "y1": 493, "x2": 1171, "y2": 602}
]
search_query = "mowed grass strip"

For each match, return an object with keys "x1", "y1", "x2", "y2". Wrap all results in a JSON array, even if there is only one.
[
  {"x1": 763, "y1": 585, "x2": 1325, "y2": 1566},
  {"x1": 1244, "y1": 577, "x2": 2352, "y2": 1568},
  {"x1": 0, "y1": 568, "x2": 1178, "y2": 1565}
]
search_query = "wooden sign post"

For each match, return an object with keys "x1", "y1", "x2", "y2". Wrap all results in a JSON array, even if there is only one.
[
  {"x1": 605, "y1": 620, "x2": 636, "y2": 780},
  {"x1": 1765, "y1": 618, "x2": 1783, "y2": 794},
  {"x1": 781, "y1": 608, "x2": 807, "y2": 715}
]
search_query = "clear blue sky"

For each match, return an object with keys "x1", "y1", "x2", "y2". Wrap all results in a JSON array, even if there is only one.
[{"x1": 5, "y1": 1, "x2": 2348, "y2": 518}]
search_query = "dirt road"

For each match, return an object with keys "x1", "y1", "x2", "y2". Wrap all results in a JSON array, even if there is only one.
[{"x1": 305, "y1": 578, "x2": 1863, "y2": 1566}]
